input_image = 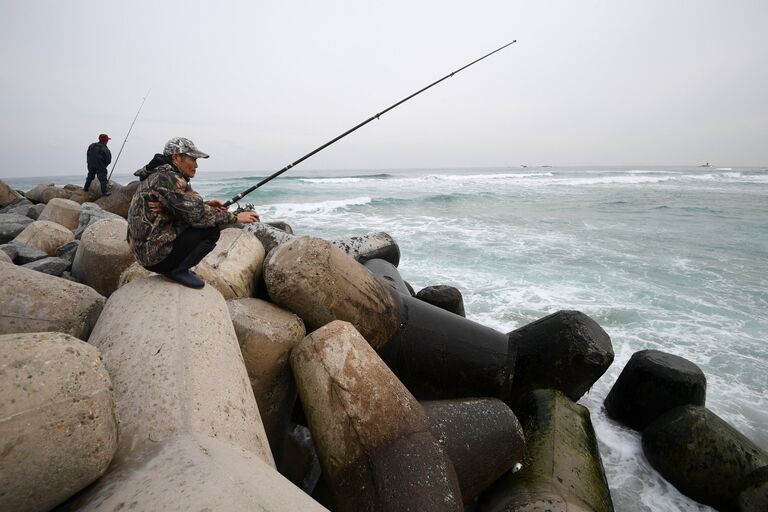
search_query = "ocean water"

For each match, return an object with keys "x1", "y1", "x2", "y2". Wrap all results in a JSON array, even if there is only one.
[{"x1": 6, "y1": 166, "x2": 767, "y2": 511}]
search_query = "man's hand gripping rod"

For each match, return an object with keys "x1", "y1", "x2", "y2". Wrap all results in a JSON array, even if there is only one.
[{"x1": 224, "y1": 39, "x2": 517, "y2": 209}]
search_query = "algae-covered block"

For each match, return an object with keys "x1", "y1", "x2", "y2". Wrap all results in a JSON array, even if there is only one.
[{"x1": 478, "y1": 389, "x2": 614, "y2": 512}]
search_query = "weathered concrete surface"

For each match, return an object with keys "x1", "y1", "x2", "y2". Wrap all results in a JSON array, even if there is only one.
[
  {"x1": 87, "y1": 275, "x2": 273, "y2": 463},
  {"x1": 0, "y1": 212, "x2": 33, "y2": 243},
  {"x1": 643, "y1": 405, "x2": 768, "y2": 511},
  {"x1": 0, "y1": 261, "x2": 105, "y2": 338},
  {"x1": 604, "y1": 349, "x2": 706, "y2": 430},
  {"x1": 194, "y1": 227, "x2": 265, "y2": 299},
  {"x1": 416, "y1": 285, "x2": 466, "y2": 317},
  {"x1": 116, "y1": 261, "x2": 155, "y2": 288},
  {"x1": 55, "y1": 276, "x2": 328, "y2": 511},
  {"x1": 507, "y1": 310, "x2": 614, "y2": 402},
  {"x1": 291, "y1": 320, "x2": 463, "y2": 512},
  {"x1": 71, "y1": 218, "x2": 135, "y2": 296},
  {"x1": 265, "y1": 237, "x2": 402, "y2": 349},
  {"x1": 0, "y1": 179, "x2": 23, "y2": 206},
  {"x1": 93, "y1": 181, "x2": 139, "y2": 218},
  {"x1": 38, "y1": 197, "x2": 82, "y2": 230},
  {"x1": 86, "y1": 179, "x2": 123, "y2": 201},
  {"x1": 267, "y1": 236, "x2": 514, "y2": 401},
  {"x1": 74, "y1": 202, "x2": 123, "y2": 239},
  {"x1": 13, "y1": 220, "x2": 75, "y2": 256},
  {"x1": 41, "y1": 186, "x2": 73, "y2": 204},
  {"x1": 244, "y1": 222, "x2": 298, "y2": 255},
  {"x1": 0, "y1": 249, "x2": 11, "y2": 263},
  {"x1": 21, "y1": 256, "x2": 70, "y2": 276},
  {"x1": 478, "y1": 389, "x2": 614, "y2": 512},
  {"x1": 60, "y1": 433, "x2": 330, "y2": 512},
  {"x1": 0, "y1": 332, "x2": 118, "y2": 512},
  {"x1": 423, "y1": 398, "x2": 525, "y2": 503},
  {"x1": 24, "y1": 182, "x2": 56, "y2": 203},
  {"x1": 228, "y1": 298, "x2": 306, "y2": 461}
]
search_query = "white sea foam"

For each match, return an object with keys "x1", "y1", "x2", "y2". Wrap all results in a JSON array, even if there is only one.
[
  {"x1": 261, "y1": 196, "x2": 372, "y2": 217},
  {"x1": 298, "y1": 177, "x2": 366, "y2": 184}
]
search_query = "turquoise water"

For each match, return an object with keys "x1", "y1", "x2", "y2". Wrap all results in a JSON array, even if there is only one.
[{"x1": 7, "y1": 166, "x2": 767, "y2": 511}]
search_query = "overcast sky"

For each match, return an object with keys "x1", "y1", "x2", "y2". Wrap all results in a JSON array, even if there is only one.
[{"x1": 1, "y1": 1, "x2": 766, "y2": 178}]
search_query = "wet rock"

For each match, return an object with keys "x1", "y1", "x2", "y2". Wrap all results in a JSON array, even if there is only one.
[
  {"x1": 71, "y1": 218, "x2": 134, "y2": 296},
  {"x1": 0, "y1": 179, "x2": 23, "y2": 206},
  {"x1": 0, "y1": 261, "x2": 105, "y2": 338},
  {"x1": 24, "y1": 182, "x2": 56, "y2": 203},
  {"x1": 38, "y1": 197, "x2": 82, "y2": 230},
  {"x1": 266, "y1": 236, "x2": 514, "y2": 401},
  {"x1": 55, "y1": 239, "x2": 80, "y2": 266},
  {"x1": 7, "y1": 241, "x2": 48, "y2": 264},
  {"x1": 21, "y1": 256, "x2": 70, "y2": 276},
  {"x1": 330, "y1": 231, "x2": 401, "y2": 267},
  {"x1": 507, "y1": 310, "x2": 614, "y2": 402},
  {"x1": 194, "y1": 227, "x2": 265, "y2": 299},
  {"x1": 478, "y1": 389, "x2": 614, "y2": 512},
  {"x1": 604, "y1": 349, "x2": 706, "y2": 430},
  {"x1": 266, "y1": 221, "x2": 294, "y2": 234},
  {"x1": 416, "y1": 285, "x2": 466, "y2": 317},
  {"x1": 423, "y1": 398, "x2": 525, "y2": 503},
  {"x1": 291, "y1": 320, "x2": 463, "y2": 512},
  {"x1": 227, "y1": 298, "x2": 306, "y2": 461},
  {"x1": 13, "y1": 219, "x2": 75, "y2": 256},
  {"x1": 738, "y1": 465, "x2": 768, "y2": 512},
  {"x1": 0, "y1": 212, "x2": 33, "y2": 243},
  {"x1": 0, "y1": 332, "x2": 118, "y2": 512},
  {"x1": 642, "y1": 405, "x2": 768, "y2": 511},
  {"x1": 74, "y1": 202, "x2": 123, "y2": 239},
  {"x1": 364, "y1": 258, "x2": 412, "y2": 295}
]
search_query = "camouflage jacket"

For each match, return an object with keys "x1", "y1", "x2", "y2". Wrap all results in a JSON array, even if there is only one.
[{"x1": 127, "y1": 163, "x2": 236, "y2": 267}]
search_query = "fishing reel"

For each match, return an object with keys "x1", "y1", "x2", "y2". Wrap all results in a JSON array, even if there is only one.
[{"x1": 232, "y1": 202, "x2": 257, "y2": 214}]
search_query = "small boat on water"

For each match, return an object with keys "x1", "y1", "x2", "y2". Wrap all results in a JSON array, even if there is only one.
[{"x1": 699, "y1": 162, "x2": 711, "y2": 168}]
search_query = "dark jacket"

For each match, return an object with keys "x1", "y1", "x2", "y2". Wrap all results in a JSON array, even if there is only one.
[
  {"x1": 87, "y1": 142, "x2": 112, "y2": 172},
  {"x1": 127, "y1": 158, "x2": 236, "y2": 267}
]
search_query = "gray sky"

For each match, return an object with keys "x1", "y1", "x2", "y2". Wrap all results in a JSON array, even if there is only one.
[{"x1": 1, "y1": 0, "x2": 766, "y2": 178}]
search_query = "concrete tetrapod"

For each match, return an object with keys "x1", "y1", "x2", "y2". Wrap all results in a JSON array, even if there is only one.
[
  {"x1": 507, "y1": 310, "x2": 614, "y2": 403},
  {"x1": 422, "y1": 398, "x2": 525, "y2": 503},
  {"x1": 38, "y1": 197, "x2": 82, "y2": 231},
  {"x1": 642, "y1": 405, "x2": 768, "y2": 511},
  {"x1": 265, "y1": 237, "x2": 514, "y2": 400},
  {"x1": 291, "y1": 320, "x2": 463, "y2": 512},
  {"x1": 0, "y1": 178, "x2": 23, "y2": 206},
  {"x1": 478, "y1": 389, "x2": 614, "y2": 512},
  {"x1": 58, "y1": 276, "x2": 327, "y2": 511},
  {"x1": 0, "y1": 261, "x2": 105, "y2": 338},
  {"x1": 227, "y1": 297, "x2": 306, "y2": 462},
  {"x1": 245, "y1": 222, "x2": 401, "y2": 266},
  {"x1": 13, "y1": 220, "x2": 75, "y2": 256},
  {"x1": 71, "y1": 218, "x2": 135, "y2": 296},
  {"x1": 0, "y1": 332, "x2": 118, "y2": 512},
  {"x1": 194, "y1": 227, "x2": 265, "y2": 299},
  {"x1": 604, "y1": 349, "x2": 706, "y2": 430}
]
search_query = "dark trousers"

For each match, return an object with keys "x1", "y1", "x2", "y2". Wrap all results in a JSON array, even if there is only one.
[
  {"x1": 146, "y1": 227, "x2": 221, "y2": 274},
  {"x1": 84, "y1": 169, "x2": 109, "y2": 193}
]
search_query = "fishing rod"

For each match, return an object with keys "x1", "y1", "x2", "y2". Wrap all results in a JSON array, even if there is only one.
[
  {"x1": 224, "y1": 39, "x2": 517, "y2": 207},
  {"x1": 108, "y1": 89, "x2": 151, "y2": 181}
]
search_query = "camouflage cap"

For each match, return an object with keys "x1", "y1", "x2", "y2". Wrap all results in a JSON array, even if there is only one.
[{"x1": 163, "y1": 137, "x2": 210, "y2": 159}]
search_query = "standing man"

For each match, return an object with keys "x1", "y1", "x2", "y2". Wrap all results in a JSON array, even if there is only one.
[
  {"x1": 127, "y1": 137, "x2": 259, "y2": 288},
  {"x1": 85, "y1": 133, "x2": 112, "y2": 196}
]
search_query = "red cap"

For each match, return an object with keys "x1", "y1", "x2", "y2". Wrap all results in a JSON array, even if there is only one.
[{"x1": 99, "y1": 134, "x2": 110, "y2": 142}]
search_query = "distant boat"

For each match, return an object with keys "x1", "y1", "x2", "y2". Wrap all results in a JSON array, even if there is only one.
[{"x1": 699, "y1": 162, "x2": 712, "y2": 168}]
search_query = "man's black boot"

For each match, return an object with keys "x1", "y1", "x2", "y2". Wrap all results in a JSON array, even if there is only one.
[
  {"x1": 165, "y1": 268, "x2": 205, "y2": 288},
  {"x1": 162, "y1": 238, "x2": 216, "y2": 289}
]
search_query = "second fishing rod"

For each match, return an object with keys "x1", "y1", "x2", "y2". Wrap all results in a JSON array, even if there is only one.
[{"x1": 224, "y1": 39, "x2": 517, "y2": 208}]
